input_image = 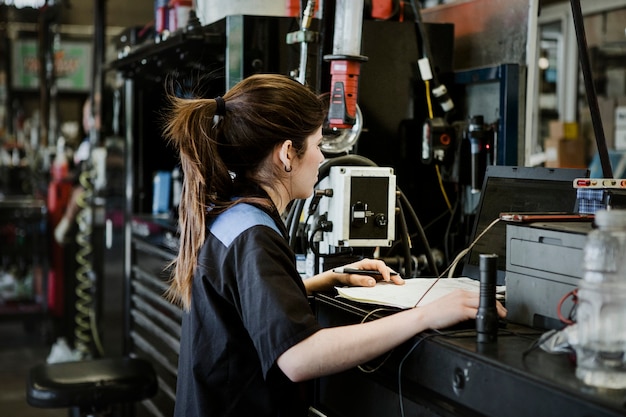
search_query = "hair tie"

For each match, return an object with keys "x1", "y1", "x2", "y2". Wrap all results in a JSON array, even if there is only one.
[{"x1": 214, "y1": 96, "x2": 226, "y2": 116}]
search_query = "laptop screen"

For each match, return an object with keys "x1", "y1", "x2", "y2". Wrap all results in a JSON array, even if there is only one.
[{"x1": 462, "y1": 165, "x2": 589, "y2": 285}]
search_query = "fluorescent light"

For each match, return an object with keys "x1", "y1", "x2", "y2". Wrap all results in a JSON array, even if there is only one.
[{"x1": 1, "y1": 0, "x2": 47, "y2": 9}]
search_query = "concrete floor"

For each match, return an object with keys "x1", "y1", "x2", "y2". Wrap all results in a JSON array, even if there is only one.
[
  {"x1": 0, "y1": 319, "x2": 66, "y2": 417},
  {"x1": 1, "y1": 223, "x2": 125, "y2": 417},
  {"x1": 0, "y1": 310, "x2": 124, "y2": 416}
]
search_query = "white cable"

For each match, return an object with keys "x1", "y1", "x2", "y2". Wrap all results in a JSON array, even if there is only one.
[{"x1": 444, "y1": 217, "x2": 502, "y2": 278}]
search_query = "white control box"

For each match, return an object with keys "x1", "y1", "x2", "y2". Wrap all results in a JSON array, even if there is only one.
[{"x1": 319, "y1": 166, "x2": 396, "y2": 248}]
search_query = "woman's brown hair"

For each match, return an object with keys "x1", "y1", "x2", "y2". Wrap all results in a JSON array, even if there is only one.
[{"x1": 162, "y1": 73, "x2": 326, "y2": 310}]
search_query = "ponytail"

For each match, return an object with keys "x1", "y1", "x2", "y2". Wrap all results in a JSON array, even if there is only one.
[{"x1": 162, "y1": 97, "x2": 228, "y2": 309}]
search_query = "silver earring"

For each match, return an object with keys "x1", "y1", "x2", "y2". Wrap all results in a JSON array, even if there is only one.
[{"x1": 284, "y1": 165, "x2": 292, "y2": 173}]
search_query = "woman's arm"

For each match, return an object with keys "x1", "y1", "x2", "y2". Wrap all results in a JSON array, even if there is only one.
[
  {"x1": 277, "y1": 289, "x2": 507, "y2": 382},
  {"x1": 303, "y1": 258, "x2": 404, "y2": 295}
]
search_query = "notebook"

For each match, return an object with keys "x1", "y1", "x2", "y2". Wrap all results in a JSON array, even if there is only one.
[
  {"x1": 461, "y1": 165, "x2": 589, "y2": 285},
  {"x1": 336, "y1": 165, "x2": 587, "y2": 308}
]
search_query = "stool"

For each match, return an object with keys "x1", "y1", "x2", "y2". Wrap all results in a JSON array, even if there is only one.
[{"x1": 26, "y1": 357, "x2": 158, "y2": 416}]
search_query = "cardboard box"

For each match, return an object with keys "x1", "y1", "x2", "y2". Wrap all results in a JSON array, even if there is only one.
[
  {"x1": 549, "y1": 120, "x2": 579, "y2": 140},
  {"x1": 544, "y1": 138, "x2": 586, "y2": 168},
  {"x1": 597, "y1": 97, "x2": 616, "y2": 150}
]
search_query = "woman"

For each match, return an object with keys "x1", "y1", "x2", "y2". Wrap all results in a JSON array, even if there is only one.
[{"x1": 164, "y1": 73, "x2": 506, "y2": 416}]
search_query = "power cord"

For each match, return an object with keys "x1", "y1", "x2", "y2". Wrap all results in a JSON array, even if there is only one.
[
  {"x1": 557, "y1": 288, "x2": 578, "y2": 325},
  {"x1": 412, "y1": 217, "x2": 501, "y2": 307},
  {"x1": 397, "y1": 329, "x2": 475, "y2": 417},
  {"x1": 350, "y1": 217, "x2": 505, "y2": 414},
  {"x1": 357, "y1": 306, "x2": 400, "y2": 374}
]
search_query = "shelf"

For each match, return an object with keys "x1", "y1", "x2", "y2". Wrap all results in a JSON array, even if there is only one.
[{"x1": 108, "y1": 27, "x2": 226, "y2": 82}]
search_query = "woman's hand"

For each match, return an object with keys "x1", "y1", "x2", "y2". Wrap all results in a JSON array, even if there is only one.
[
  {"x1": 335, "y1": 258, "x2": 404, "y2": 287},
  {"x1": 303, "y1": 258, "x2": 403, "y2": 295},
  {"x1": 417, "y1": 289, "x2": 507, "y2": 330}
]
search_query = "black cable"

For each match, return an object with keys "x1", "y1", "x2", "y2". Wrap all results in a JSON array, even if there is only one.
[
  {"x1": 398, "y1": 336, "x2": 428, "y2": 417},
  {"x1": 308, "y1": 225, "x2": 352, "y2": 261},
  {"x1": 408, "y1": 0, "x2": 454, "y2": 116},
  {"x1": 423, "y1": 206, "x2": 453, "y2": 232},
  {"x1": 301, "y1": 213, "x2": 314, "y2": 254},
  {"x1": 443, "y1": 195, "x2": 460, "y2": 265},
  {"x1": 397, "y1": 330, "x2": 475, "y2": 417},
  {"x1": 396, "y1": 197, "x2": 414, "y2": 277},
  {"x1": 408, "y1": 0, "x2": 434, "y2": 63},
  {"x1": 285, "y1": 200, "x2": 297, "y2": 238},
  {"x1": 521, "y1": 330, "x2": 554, "y2": 359},
  {"x1": 399, "y1": 190, "x2": 439, "y2": 277},
  {"x1": 287, "y1": 199, "x2": 306, "y2": 250},
  {"x1": 308, "y1": 226, "x2": 323, "y2": 275},
  {"x1": 383, "y1": 207, "x2": 449, "y2": 255}
]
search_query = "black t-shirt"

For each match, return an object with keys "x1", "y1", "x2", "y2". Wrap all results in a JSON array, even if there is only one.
[{"x1": 174, "y1": 203, "x2": 322, "y2": 417}]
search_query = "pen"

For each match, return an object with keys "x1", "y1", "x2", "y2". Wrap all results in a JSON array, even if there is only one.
[{"x1": 333, "y1": 267, "x2": 399, "y2": 276}]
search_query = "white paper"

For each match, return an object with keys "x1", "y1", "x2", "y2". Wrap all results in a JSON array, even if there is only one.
[{"x1": 336, "y1": 277, "x2": 504, "y2": 309}]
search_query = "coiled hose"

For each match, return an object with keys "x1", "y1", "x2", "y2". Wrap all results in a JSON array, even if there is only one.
[{"x1": 73, "y1": 164, "x2": 104, "y2": 358}]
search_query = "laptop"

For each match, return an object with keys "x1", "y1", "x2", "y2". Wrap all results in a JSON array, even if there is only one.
[{"x1": 461, "y1": 165, "x2": 589, "y2": 285}]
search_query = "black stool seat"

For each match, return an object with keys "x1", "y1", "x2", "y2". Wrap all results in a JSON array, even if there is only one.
[{"x1": 26, "y1": 357, "x2": 158, "y2": 410}]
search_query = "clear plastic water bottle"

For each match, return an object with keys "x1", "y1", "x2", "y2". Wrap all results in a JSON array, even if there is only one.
[{"x1": 577, "y1": 209, "x2": 626, "y2": 388}]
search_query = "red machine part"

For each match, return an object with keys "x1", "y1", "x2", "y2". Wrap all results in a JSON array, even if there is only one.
[{"x1": 328, "y1": 59, "x2": 363, "y2": 129}]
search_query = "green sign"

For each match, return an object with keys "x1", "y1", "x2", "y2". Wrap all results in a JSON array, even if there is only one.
[{"x1": 11, "y1": 39, "x2": 92, "y2": 91}]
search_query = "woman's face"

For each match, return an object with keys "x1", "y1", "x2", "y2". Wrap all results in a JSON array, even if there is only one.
[{"x1": 291, "y1": 126, "x2": 325, "y2": 200}]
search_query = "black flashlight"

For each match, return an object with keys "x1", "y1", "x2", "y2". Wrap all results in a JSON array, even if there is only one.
[{"x1": 476, "y1": 253, "x2": 498, "y2": 343}]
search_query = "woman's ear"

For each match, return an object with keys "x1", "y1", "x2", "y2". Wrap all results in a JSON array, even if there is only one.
[{"x1": 277, "y1": 140, "x2": 293, "y2": 172}]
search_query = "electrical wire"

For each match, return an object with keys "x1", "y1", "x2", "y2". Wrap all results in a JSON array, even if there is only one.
[
  {"x1": 308, "y1": 225, "x2": 353, "y2": 260},
  {"x1": 424, "y1": 56, "x2": 452, "y2": 213},
  {"x1": 287, "y1": 199, "x2": 306, "y2": 250},
  {"x1": 443, "y1": 196, "x2": 460, "y2": 263},
  {"x1": 412, "y1": 217, "x2": 501, "y2": 308},
  {"x1": 424, "y1": 206, "x2": 453, "y2": 233},
  {"x1": 300, "y1": 213, "x2": 314, "y2": 254},
  {"x1": 397, "y1": 329, "x2": 474, "y2": 417},
  {"x1": 435, "y1": 164, "x2": 452, "y2": 211},
  {"x1": 409, "y1": 0, "x2": 454, "y2": 118},
  {"x1": 521, "y1": 328, "x2": 560, "y2": 359},
  {"x1": 424, "y1": 78, "x2": 434, "y2": 119},
  {"x1": 357, "y1": 306, "x2": 399, "y2": 373},
  {"x1": 396, "y1": 327, "x2": 546, "y2": 417},
  {"x1": 396, "y1": 336, "x2": 429, "y2": 417},
  {"x1": 446, "y1": 217, "x2": 501, "y2": 279},
  {"x1": 398, "y1": 190, "x2": 439, "y2": 277},
  {"x1": 396, "y1": 197, "x2": 414, "y2": 277},
  {"x1": 557, "y1": 288, "x2": 578, "y2": 325}
]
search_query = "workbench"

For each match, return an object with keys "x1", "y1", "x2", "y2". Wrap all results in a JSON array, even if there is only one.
[{"x1": 312, "y1": 293, "x2": 626, "y2": 417}]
